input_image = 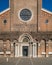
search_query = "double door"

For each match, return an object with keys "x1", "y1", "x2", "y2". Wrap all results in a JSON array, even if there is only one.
[{"x1": 23, "y1": 46, "x2": 28, "y2": 56}]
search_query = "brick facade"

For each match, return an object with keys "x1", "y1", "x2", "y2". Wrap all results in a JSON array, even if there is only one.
[{"x1": 0, "y1": 0, "x2": 52, "y2": 57}]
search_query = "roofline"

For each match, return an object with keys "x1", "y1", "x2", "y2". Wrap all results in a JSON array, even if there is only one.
[
  {"x1": 0, "y1": 8, "x2": 52, "y2": 15},
  {"x1": 41, "y1": 8, "x2": 52, "y2": 14},
  {"x1": 0, "y1": 8, "x2": 10, "y2": 15}
]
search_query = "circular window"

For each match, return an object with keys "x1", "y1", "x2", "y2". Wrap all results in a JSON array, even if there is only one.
[{"x1": 20, "y1": 9, "x2": 32, "y2": 21}]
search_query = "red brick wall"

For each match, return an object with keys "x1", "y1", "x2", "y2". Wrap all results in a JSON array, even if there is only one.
[
  {"x1": 0, "y1": 10, "x2": 10, "y2": 32},
  {"x1": 0, "y1": 0, "x2": 52, "y2": 32},
  {"x1": 38, "y1": 10, "x2": 52, "y2": 32}
]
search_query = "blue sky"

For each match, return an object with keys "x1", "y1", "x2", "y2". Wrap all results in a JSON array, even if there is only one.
[
  {"x1": 0, "y1": 0, "x2": 9, "y2": 12},
  {"x1": 0, "y1": 0, "x2": 52, "y2": 12},
  {"x1": 42, "y1": 0, "x2": 52, "y2": 12}
]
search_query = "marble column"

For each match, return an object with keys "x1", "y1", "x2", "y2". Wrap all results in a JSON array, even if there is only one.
[
  {"x1": 33, "y1": 43, "x2": 37, "y2": 57},
  {"x1": 11, "y1": 42, "x2": 14, "y2": 57},
  {"x1": 15, "y1": 43, "x2": 20, "y2": 57},
  {"x1": 19, "y1": 44, "x2": 22, "y2": 57},
  {"x1": 15, "y1": 44, "x2": 18, "y2": 57},
  {"x1": 29, "y1": 43, "x2": 32, "y2": 57}
]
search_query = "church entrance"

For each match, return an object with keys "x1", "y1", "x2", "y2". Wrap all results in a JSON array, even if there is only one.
[
  {"x1": 23, "y1": 46, "x2": 28, "y2": 56},
  {"x1": 14, "y1": 33, "x2": 37, "y2": 57}
]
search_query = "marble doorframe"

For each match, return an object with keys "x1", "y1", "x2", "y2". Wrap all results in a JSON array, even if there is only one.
[{"x1": 15, "y1": 42, "x2": 37, "y2": 57}]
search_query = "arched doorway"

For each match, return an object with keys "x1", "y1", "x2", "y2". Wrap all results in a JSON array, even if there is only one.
[
  {"x1": 18, "y1": 33, "x2": 33, "y2": 57},
  {"x1": 15, "y1": 33, "x2": 37, "y2": 57},
  {"x1": 22, "y1": 36, "x2": 29, "y2": 56}
]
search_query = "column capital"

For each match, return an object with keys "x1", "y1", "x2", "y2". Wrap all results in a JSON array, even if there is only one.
[
  {"x1": 15, "y1": 43, "x2": 18, "y2": 46},
  {"x1": 11, "y1": 43, "x2": 13, "y2": 46},
  {"x1": 33, "y1": 43, "x2": 36, "y2": 46}
]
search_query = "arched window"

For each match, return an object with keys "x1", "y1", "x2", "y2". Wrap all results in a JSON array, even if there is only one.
[
  {"x1": 45, "y1": 19, "x2": 48, "y2": 24},
  {"x1": 3, "y1": 19, "x2": 7, "y2": 24}
]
